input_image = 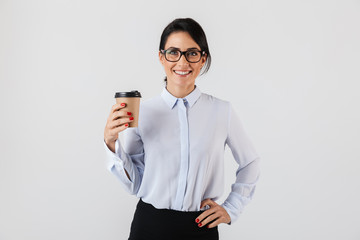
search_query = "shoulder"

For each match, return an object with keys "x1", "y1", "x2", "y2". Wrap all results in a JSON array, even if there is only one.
[
  {"x1": 199, "y1": 92, "x2": 231, "y2": 108},
  {"x1": 138, "y1": 95, "x2": 170, "y2": 118},
  {"x1": 139, "y1": 95, "x2": 163, "y2": 109},
  {"x1": 195, "y1": 92, "x2": 232, "y2": 117}
]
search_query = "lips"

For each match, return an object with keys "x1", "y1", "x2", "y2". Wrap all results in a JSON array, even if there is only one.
[{"x1": 174, "y1": 70, "x2": 192, "y2": 76}]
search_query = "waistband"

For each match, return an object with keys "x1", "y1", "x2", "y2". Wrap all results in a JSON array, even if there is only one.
[
  {"x1": 137, "y1": 198, "x2": 204, "y2": 221},
  {"x1": 130, "y1": 198, "x2": 218, "y2": 240}
]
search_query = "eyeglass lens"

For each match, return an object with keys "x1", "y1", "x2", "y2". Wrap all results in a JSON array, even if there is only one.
[{"x1": 165, "y1": 49, "x2": 202, "y2": 63}]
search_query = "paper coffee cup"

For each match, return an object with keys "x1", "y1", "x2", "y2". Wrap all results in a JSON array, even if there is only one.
[{"x1": 114, "y1": 90, "x2": 142, "y2": 128}]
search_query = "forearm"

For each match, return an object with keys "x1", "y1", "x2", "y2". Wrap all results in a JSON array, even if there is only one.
[
  {"x1": 222, "y1": 157, "x2": 260, "y2": 223},
  {"x1": 105, "y1": 139, "x2": 131, "y2": 180},
  {"x1": 104, "y1": 139, "x2": 143, "y2": 194}
]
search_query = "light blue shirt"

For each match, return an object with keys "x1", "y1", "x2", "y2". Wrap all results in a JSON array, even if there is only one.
[{"x1": 104, "y1": 86, "x2": 260, "y2": 223}]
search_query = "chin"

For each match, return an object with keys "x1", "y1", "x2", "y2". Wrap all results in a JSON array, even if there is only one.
[{"x1": 171, "y1": 77, "x2": 195, "y2": 86}]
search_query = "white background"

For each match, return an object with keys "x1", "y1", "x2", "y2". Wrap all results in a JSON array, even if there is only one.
[{"x1": 1, "y1": 0, "x2": 359, "y2": 239}]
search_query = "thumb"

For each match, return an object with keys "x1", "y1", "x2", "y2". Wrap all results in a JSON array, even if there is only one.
[{"x1": 200, "y1": 199, "x2": 215, "y2": 209}]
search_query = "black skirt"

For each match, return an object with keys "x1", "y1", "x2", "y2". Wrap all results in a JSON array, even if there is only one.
[{"x1": 128, "y1": 198, "x2": 219, "y2": 240}]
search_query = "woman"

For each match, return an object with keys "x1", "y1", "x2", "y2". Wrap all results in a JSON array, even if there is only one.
[{"x1": 104, "y1": 18, "x2": 260, "y2": 240}]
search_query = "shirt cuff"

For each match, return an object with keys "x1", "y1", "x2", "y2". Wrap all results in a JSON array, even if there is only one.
[
  {"x1": 221, "y1": 182, "x2": 256, "y2": 224},
  {"x1": 221, "y1": 192, "x2": 246, "y2": 224},
  {"x1": 103, "y1": 139, "x2": 134, "y2": 184},
  {"x1": 103, "y1": 139, "x2": 127, "y2": 169}
]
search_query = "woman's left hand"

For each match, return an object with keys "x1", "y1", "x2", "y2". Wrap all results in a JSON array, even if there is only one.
[{"x1": 195, "y1": 199, "x2": 231, "y2": 228}]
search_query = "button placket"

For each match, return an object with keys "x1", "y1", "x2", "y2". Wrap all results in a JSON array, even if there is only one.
[{"x1": 174, "y1": 98, "x2": 189, "y2": 210}]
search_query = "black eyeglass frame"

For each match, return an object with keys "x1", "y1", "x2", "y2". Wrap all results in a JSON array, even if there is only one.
[{"x1": 160, "y1": 49, "x2": 206, "y2": 63}]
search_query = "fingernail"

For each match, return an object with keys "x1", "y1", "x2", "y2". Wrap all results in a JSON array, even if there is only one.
[
  {"x1": 198, "y1": 223, "x2": 202, "y2": 227},
  {"x1": 125, "y1": 124, "x2": 129, "y2": 127},
  {"x1": 195, "y1": 219, "x2": 199, "y2": 223},
  {"x1": 129, "y1": 117, "x2": 134, "y2": 120},
  {"x1": 121, "y1": 103, "x2": 125, "y2": 107},
  {"x1": 127, "y1": 112, "x2": 132, "y2": 116},
  {"x1": 207, "y1": 225, "x2": 210, "y2": 228}
]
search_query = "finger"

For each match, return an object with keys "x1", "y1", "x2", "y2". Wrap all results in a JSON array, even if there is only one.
[
  {"x1": 207, "y1": 218, "x2": 224, "y2": 228},
  {"x1": 196, "y1": 199, "x2": 217, "y2": 223},
  {"x1": 200, "y1": 199, "x2": 216, "y2": 209},
  {"x1": 110, "y1": 123, "x2": 129, "y2": 135},
  {"x1": 196, "y1": 207, "x2": 217, "y2": 224},
  {"x1": 198, "y1": 212, "x2": 221, "y2": 227},
  {"x1": 111, "y1": 103, "x2": 127, "y2": 114},
  {"x1": 206, "y1": 208, "x2": 231, "y2": 228},
  {"x1": 111, "y1": 110, "x2": 132, "y2": 121},
  {"x1": 109, "y1": 117, "x2": 133, "y2": 129}
]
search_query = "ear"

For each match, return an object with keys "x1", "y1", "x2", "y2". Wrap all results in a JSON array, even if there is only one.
[
  {"x1": 159, "y1": 51, "x2": 165, "y2": 66},
  {"x1": 200, "y1": 53, "x2": 207, "y2": 68}
]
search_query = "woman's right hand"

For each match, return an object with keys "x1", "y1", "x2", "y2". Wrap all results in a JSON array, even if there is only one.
[{"x1": 104, "y1": 103, "x2": 133, "y2": 153}]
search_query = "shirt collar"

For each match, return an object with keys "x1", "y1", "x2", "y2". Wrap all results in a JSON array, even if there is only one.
[{"x1": 161, "y1": 86, "x2": 201, "y2": 109}]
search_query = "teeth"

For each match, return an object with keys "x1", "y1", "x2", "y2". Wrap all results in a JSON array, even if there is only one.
[{"x1": 174, "y1": 71, "x2": 190, "y2": 75}]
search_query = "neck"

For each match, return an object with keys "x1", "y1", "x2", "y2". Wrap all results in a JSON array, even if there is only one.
[{"x1": 166, "y1": 82, "x2": 195, "y2": 98}]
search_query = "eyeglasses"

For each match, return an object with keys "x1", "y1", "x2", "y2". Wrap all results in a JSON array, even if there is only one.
[{"x1": 160, "y1": 48, "x2": 205, "y2": 63}]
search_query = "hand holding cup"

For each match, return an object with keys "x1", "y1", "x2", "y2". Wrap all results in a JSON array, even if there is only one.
[
  {"x1": 104, "y1": 103, "x2": 134, "y2": 152},
  {"x1": 104, "y1": 90, "x2": 141, "y2": 153}
]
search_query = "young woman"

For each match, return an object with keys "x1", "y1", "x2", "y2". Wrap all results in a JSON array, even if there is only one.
[{"x1": 104, "y1": 18, "x2": 260, "y2": 240}]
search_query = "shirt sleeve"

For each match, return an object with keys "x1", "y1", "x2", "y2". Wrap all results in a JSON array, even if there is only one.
[
  {"x1": 103, "y1": 127, "x2": 145, "y2": 195},
  {"x1": 221, "y1": 103, "x2": 261, "y2": 224}
]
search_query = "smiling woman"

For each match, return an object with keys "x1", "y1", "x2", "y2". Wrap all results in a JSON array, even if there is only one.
[
  {"x1": 103, "y1": 18, "x2": 260, "y2": 240},
  {"x1": 158, "y1": 18, "x2": 211, "y2": 98},
  {"x1": 159, "y1": 31, "x2": 207, "y2": 98}
]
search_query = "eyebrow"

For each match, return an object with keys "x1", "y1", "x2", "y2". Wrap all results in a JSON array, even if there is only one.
[{"x1": 167, "y1": 47, "x2": 200, "y2": 51}]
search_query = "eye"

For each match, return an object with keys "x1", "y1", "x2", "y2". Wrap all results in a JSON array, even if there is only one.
[
  {"x1": 188, "y1": 51, "x2": 200, "y2": 56},
  {"x1": 167, "y1": 49, "x2": 179, "y2": 55}
]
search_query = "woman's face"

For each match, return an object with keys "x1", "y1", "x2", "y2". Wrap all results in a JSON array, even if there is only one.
[{"x1": 159, "y1": 31, "x2": 207, "y2": 90}]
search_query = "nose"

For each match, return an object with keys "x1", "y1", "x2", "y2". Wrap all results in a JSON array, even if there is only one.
[{"x1": 178, "y1": 53, "x2": 189, "y2": 65}]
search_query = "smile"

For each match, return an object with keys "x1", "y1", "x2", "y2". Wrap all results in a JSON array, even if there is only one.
[{"x1": 174, "y1": 70, "x2": 192, "y2": 76}]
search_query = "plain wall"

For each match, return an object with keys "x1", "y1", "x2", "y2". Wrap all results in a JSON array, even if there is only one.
[{"x1": 1, "y1": 0, "x2": 359, "y2": 239}]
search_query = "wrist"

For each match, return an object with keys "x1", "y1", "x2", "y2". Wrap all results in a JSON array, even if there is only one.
[
  {"x1": 104, "y1": 139, "x2": 116, "y2": 153},
  {"x1": 104, "y1": 138, "x2": 116, "y2": 145}
]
